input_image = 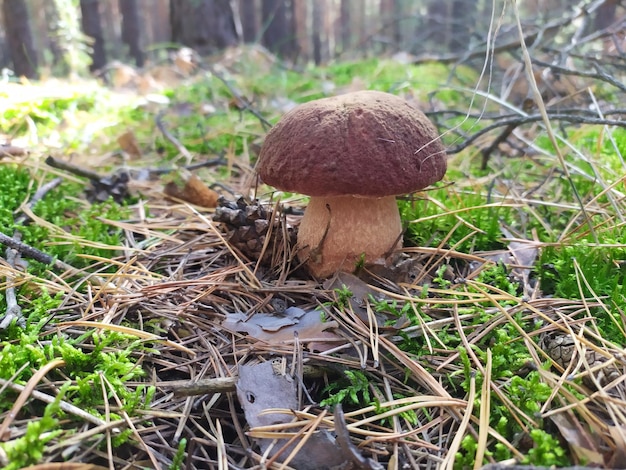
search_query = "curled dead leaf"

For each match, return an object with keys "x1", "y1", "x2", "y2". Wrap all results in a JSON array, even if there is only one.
[{"x1": 164, "y1": 173, "x2": 219, "y2": 208}]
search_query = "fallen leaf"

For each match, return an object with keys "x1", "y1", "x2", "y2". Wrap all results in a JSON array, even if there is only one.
[
  {"x1": 222, "y1": 306, "x2": 342, "y2": 352},
  {"x1": 334, "y1": 403, "x2": 384, "y2": 470},
  {"x1": 117, "y1": 131, "x2": 142, "y2": 159},
  {"x1": 237, "y1": 361, "x2": 347, "y2": 470},
  {"x1": 550, "y1": 412, "x2": 605, "y2": 466},
  {"x1": 164, "y1": 173, "x2": 219, "y2": 208}
]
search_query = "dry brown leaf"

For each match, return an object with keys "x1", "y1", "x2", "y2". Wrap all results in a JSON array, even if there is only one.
[
  {"x1": 116, "y1": 131, "x2": 142, "y2": 159},
  {"x1": 237, "y1": 361, "x2": 347, "y2": 470},
  {"x1": 606, "y1": 425, "x2": 626, "y2": 468},
  {"x1": 550, "y1": 413, "x2": 605, "y2": 466},
  {"x1": 222, "y1": 306, "x2": 342, "y2": 352},
  {"x1": 163, "y1": 173, "x2": 219, "y2": 208}
]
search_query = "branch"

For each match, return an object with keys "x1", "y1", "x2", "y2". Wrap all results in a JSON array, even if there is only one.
[
  {"x1": 155, "y1": 110, "x2": 194, "y2": 162},
  {"x1": 0, "y1": 232, "x2": 113, "y2": 288},
  {"x1": 447, "y1": 114, "x2": 626, "y2": 155}
]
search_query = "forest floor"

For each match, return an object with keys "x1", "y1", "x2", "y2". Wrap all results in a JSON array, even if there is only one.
[{"x1": 0, "y1": 43, "x2": 625, "y2": 470}]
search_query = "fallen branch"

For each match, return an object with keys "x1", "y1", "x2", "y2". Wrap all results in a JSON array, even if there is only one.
[
  {"x1": 0, "y1": 232, "x2": 112, "y2": 288},
  {"x1": 1, "y1": 178, "x2": 63, "y2": 329},
  {"x1": 201, "y1": 64, "x2": 273, "y2": 130},
  {"x1": 160, "y1": 364, "x2": 327, "y2": 397},
  {"x1": 446, "y1": 113, "x2": 625, "y2": 155},
  {"x1": 1, "y1": 239, "x2": 24, "y2": 329},
  {"x1": 155, "y1": 111, "x2": 194, "y2": 162},
  {"x1": 0, "y1": 377, "x2": 107, "y2": 428}
]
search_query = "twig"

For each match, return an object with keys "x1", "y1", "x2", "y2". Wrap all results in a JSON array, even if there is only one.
[
  {"x1": 0, "y1": 231, "x2": 55, "y2": 265},
  {"x1": 513, "y1": 0, "x2": 598, "y2": 243},
  {"x1": 447, "y1": 113, "x2": 625, "y2": 154},
  {"x1": 481, "y1": 123, "x2": 516, "y2": 170},
  {"x1": 14, "y1": 177, "x2": 63, "y2": 226},
  {"x1": 201, "y1": 64, "x2": 273, "y2": 130},
  {"x1": 2, "y1": 178, "x2": 63, "y2": 329},
  {"x1": 160, "y1": 365, "x2": 326, "y2": 397},
  {"x1": 0, "y1": 377, "x2": 107, "y2": 428},
  {"x1": 149, "y1": 156, "x2": 227, "y2": 175},
  {"x1": 155, "y1": 111, "x2": 194, "y2": 162},
  {"x1": 1, "y1": 238, "x2": 25, "y2": 329},
  {"x1": 45, "y1": 155, "x2": 103, "y2": 180},
  {"x1": 532, "y1": 58, "x2": 626, "y2": 93},
  {"x1": 0, "y1": 232, "x2": 112, "y2": 288}
]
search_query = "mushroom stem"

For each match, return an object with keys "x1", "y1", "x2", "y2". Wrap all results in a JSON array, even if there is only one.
[{"x1": 297, "y1": 195, "x2": 403, "y2": 278}]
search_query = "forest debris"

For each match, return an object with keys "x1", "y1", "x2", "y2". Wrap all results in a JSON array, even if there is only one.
[
  {"x1": 236, "y1": 361, "x2": 348, "y2": 470},
  {"x1": 85, "y1": 170, "x2": 130, "y2": 203},
  {"x1": 549, "y1": 413, "x2": 605, "y2": 466},
  {"x1": 163, "y1": 172, "x2": 219, "y2": 208},
  {"x1": 1, "y1": 237, "x2": 25, "y2": 329},
  {"x1": 334, "y1": 404, "x2": 384, "y2": 470},
  {"x1": 539, "y1": 330, "x2": 626, "y2": 396},
  {"x1": 1, "y1": 177, "x2": 64, "y2": 329},
  {"x1": 173, "y1": 47, "x2": 197, "y2": 75},
  {"x1": 0, "y1": 231, "x2": 112, "y2": 288},
  {"x1": 222, "y1": 306, "x2": 342, "y2": 352},
  {"x1": 116, "y1": 130, "x2": 142, "y2": 159},
  {"x1": 0, "y1": 144, "x2": 27, "y2": 158},
  {"x1": 162, "y1": 365, "x2": 326, "y2": 397},
  {"x1": 324, "y1": 272, "x2": 391, "y2": 326},
  {"x1": 213, "y1": 196, "x2": 296, "y2": 263},
  {"x1": 155, "y1": 110, "x2": 194, "y2": 162},
  {"x1": 45, "y1": 156, "x2": 130, "y2": 204}
]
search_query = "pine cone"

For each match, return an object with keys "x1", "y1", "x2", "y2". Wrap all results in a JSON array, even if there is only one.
[{"x1": 214, "y1": 196, "x2": 295, "y2": 264}]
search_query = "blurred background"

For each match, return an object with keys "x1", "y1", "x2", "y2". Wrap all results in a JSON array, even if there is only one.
[{"x1": 1, "y1": 0, "x2": 623, "y2": 79}]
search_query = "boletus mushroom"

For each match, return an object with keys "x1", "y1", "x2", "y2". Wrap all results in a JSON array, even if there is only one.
[{"x1": 257, "y1": 90, "x2": 446, "y2": 278}]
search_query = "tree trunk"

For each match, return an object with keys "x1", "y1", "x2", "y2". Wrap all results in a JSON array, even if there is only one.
[
  {"x1": 449, "y1": 0, "x2": 472, "y2": 52},
  {"x1": 379, "y1": 0, "x2": 401, "y2": 52},
  {"x1": 425, "y1": 0, "x2": 450, "y2": 53},
  {"x1": 80, "y1": 0, "x2": 107, "y2": 71},
  {"x1": 119, "y1": 0, "x2": 144, "y2": 67},
  {"x1": 261, "y1": 0, "x2": 291, "y2": 57},
  {"x1": 311, "y1": 0, "x2": 324, "y2": 64},
  {"x1": 43, "y1": 0, "x2": 68, "y2": 74},
  {"x1": 339, "y1": 0, "x2": 351, "y2": 53},
  {"x1": 2, "y1": 0, "x2": 38, "y2": 78},
  {"x1": 239, "y1": 0, "x2": 258, "y2": 42},
  {"x1": 292, "y1": 0, "x2": 308, "y2": 61},
  {"x1": 170, "y1": 0, "x2": 239, "y2": 53}
]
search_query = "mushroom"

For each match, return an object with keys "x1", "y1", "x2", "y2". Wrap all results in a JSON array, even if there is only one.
[{"x1": 256, "y1": 90, "x2": 446, "y2": 278}]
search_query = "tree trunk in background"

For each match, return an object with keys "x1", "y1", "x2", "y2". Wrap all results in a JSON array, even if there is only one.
[
  {"x1": 449, "y1": 0, "x2": 472, "y2": 52},
  {"x1": 2, "y1": 0, "x2": 38, "y2": 78},
  {"x1": 239, "y1": 0, "x2": 259, "y2": 43},
  {"x1": 170, "y1": 0, "x2": 239, "y2": 53},
  {"x1": 80, "y1": 0, "x2": 107, "y2": 71},
  {"x1": 311, "y1": 0, "x2": 324, "y2": 64},
  {"x1": 421, "y1": 0, "x2": 449, "y2": 54},
  {"x1": 292, "y1": 0, "x2": 308, "y2": 62},
  {"x1": 380, "y1": 0, "x2": 400, "y2": 52},
  {"x1": 261, "y1": 0, "x2": 291, "y2": 57},
  {"x1": 43, "y1": 0, "x2": 68, "y2": 74},
  {"x1": 139, "y1": 0, "x2": 170, "y2": 51},
  {"x1": 352, "y1": 0, "x2": 367, "y2": 56},
  {"x1": 339, "y1": 0, "x2": 351, "y2": 54},
  {"x1": 119, "y1": 0, "x2": 144, "y2": 66}
]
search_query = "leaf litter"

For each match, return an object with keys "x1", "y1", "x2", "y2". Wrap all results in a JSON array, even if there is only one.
[{"x1": 0, "y1": 43, "x2": 625, "y2": 469}]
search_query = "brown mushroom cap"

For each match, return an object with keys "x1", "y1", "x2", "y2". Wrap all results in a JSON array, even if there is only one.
[{"x1": 257, "y1": 90, "x2": 446, "y2": 197}]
